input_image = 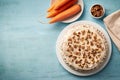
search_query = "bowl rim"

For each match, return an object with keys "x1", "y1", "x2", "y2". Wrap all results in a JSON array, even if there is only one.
[{"x1": 90, "y1": 3, "x2": 105, "y2": 19}]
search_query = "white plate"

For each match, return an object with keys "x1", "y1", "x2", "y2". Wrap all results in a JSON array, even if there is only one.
[
  {"x1": 50, "y1": 0, "x2": 84, "y2": 23},
  {"x1": 56, "y1": 21, "x2": 112, "y2": 76}
]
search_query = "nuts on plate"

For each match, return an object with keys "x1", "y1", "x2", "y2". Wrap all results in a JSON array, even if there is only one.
[{"x1": 59, "y1": 23, "x2": 108, "y2": 71}]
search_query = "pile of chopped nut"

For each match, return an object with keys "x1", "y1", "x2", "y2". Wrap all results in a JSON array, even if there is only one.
[{"x1": 91, "y1": 5, "x2": 104, "y2": 17}]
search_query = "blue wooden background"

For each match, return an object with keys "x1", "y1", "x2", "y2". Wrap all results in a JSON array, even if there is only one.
[{"x1": 0, "y1": 0, "x2": 120, "y2": 80}]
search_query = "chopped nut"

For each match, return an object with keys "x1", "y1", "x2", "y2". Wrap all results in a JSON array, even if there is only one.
[
  {"x1": 88, "y1": 30, "x2": 90, "y2": 33},
  {"x1": 82, "y1": 30, "x2": 85, "y2": 35},
  {"x1": 81, "y1": 37, "x2": 84, "y2": 41},
  {"x1": 73, "y1": 32, "x2": 77, "y2": 35},
  {"x1": 74, "y1": 45, "x2": 77, "y2": 48},
  {"x1": 69, "y1": 55, "x2": 72, "y2": 57},
  {"x1": 78, "y1": 32, "x2": 81, "y2": 35},
  {"x1": 91, "y1": 5, "x2": 104, "y2": 17},
  {"x1": 73, "y1": 56, "x2": 77, "y2": 59},
  {"x1": 78, "y1": 48, "x2": 81, "y2": 51},
  {"x1": 90, "y1": 41, "x2": 94, "y2": 46},
  {"x1": 81, "y1": 46, "x2": 85, "y2": 49},
  {"x1": 75, "y1": 52, "x2": 79, "y2": 55}
]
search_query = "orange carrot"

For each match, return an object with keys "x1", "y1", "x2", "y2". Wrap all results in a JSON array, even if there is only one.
[
  {"x1": 47, "y1": 4, "x2": 55, "y2": 12},
  {"x1": 47, "y1": 0, "x2": 60, "y2": 12},
  {"x1": 54, "y1": 0, "x2": 71, "y2": 10},
  {"x1": 49, "y1": 4, "x2": 81, "y2": 24},
  {"x1": 47, "y1": 0, "x2": 78, "y2": 18}
]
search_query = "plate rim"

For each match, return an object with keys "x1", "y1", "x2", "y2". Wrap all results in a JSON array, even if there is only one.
[{"x1": 56, "y1": 20, "x2": 112, "y2": 76}]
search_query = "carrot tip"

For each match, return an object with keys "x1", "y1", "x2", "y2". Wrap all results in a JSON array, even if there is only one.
[
  {"x1": 49, "y1": 20, "x2": 55, "y2": 24},
  {"x1": 47, "y1": 9, "x2": 51, "y2": 12},
  {"x1": 46, "y1": 16, "x2": 49, "y2": 18},
  {"x1": 49, "y1": 21, "x2": 53, "y2": 24},
  {"x1": 46, "y1": 14, "x2": 52, "y2": 18}
]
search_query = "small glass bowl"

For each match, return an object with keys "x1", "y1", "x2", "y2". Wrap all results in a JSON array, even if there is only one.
[{"x1": 90, "y1": 4, "x2": 105, "y2": 19}]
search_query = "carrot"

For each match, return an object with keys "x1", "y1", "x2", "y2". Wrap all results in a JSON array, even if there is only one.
[
  {"x1": 54, "y1": 0, "x2": 71, "y2": 10},
  {"x1": 49, "y1": 4, "x2": 81, "y2": 24},
  {"x1": 47, "y1": 4, "x2": 55, "y2": 12},
  {"x1": 47, "y1": 0, "x2": 78, "y2": 18},
  {"x1": 47, "y1": 0, "x2": 60, "y2": 12}
]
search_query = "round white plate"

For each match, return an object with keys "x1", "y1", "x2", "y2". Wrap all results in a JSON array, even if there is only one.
[
  {"x1": 56, "y1": 21, "x2": 112, "y2": 76},
  {"x1": 50, "y1": 0, "x2": 84, "y2": 23}
]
